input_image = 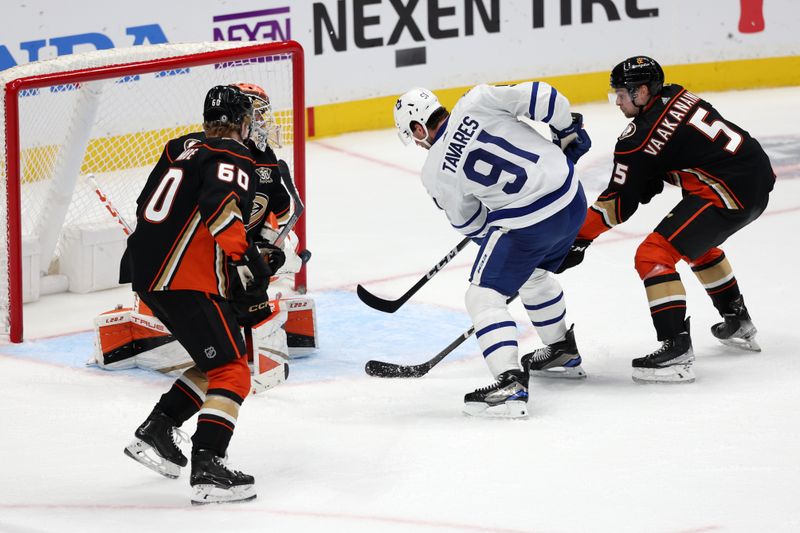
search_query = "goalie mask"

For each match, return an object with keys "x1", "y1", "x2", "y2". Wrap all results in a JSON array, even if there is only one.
[
  {"x1": 233, "y1": 82, "x2": 280, "y2": 151},
  {"x1": 394, "y1": 87, "x2": 443, "y2": 146}
]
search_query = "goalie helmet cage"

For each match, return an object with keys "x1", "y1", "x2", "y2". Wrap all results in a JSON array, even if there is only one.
[{"x1": 0, "y1": 40, "x2": 306, "y2": 343}]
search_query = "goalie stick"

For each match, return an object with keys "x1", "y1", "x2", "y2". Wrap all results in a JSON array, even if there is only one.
[
  {"x1": 364, "y1": 295, "x2": 517, "y2": 378},
  {"x1": 271, "y1": 159, "x2": 305, "y2": 248},
  {"x1": 87, "y1": 173, "x2": 133, "y2": 235},
  {"x1": 357, "y1": 237, "x2": 471, "y2": 313}
]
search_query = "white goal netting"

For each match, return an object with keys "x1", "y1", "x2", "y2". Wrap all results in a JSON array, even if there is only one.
[{"x1": 1, "y1": 41, "x2": 304, "y2": 341}]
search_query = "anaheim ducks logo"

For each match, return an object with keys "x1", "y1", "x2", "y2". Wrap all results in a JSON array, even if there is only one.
[
  {"x1": 183, "y1": 138, "x2": 201, "y2": 150},
  {"x1": 256, "y1": 166, "x2": 273, "y2": 183},
  {"x1": 619, "y1": 122, "x2": 636, "y2": 140},
  {"x1": 247, "y1": 194, "x2": 269, "y2": 230}
]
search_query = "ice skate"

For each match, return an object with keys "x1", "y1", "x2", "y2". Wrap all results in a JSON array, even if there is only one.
[
  {"x1": 124, "y1": 407, "x2": 188, "y2": 479},
  {"x1": 190, "y1": 449, "x2": 256, "y2": 505},
  {"x1": 711, "y1": 295, "x2": 761, "y2": 352},
  {"x1": 463, "y1": 369, "x2": 528, "y2": 419},
  {"x1": 632, "y1": 319, "x2": 695, "y2": 384},
  {"x1": 521, "y1": 325, "x2": 586, "y2": 379}
]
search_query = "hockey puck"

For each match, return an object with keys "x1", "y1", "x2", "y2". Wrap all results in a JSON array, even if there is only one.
[{"x1": 299, "y1": 249, "x2": 312, "y2": 264}]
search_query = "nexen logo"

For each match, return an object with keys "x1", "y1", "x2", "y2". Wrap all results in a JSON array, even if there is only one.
[
  {"x1": 0, "y1": 24, "x2": 169, "y2": 71},
  {"x1": 312, "y1": 0, "x2": 499, "y2": 67}
]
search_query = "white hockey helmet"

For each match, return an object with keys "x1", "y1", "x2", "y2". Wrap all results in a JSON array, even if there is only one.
[{"x1": 394, "y1": 87, "x2": 442, "y2": 145}]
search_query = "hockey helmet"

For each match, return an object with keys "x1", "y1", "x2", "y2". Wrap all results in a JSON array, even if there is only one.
[
  {"x1": 394, "y1": 87, "x2": 443, "y2": 145},
  {"x1": 233, "y1": 82, "x2": 278, "y2": 150},
  {"x1": 203, "y1": 85, "x2": 253, "y2": 126},
  {"x1": 610, "y1": 56, "x2": 664, "y2": 97}
]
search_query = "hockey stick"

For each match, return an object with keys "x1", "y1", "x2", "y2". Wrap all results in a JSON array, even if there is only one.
[
  {"x1": 271, "y1": 160, "x2": 304, "y2": 248},
  {"x1": 357, "y1": 237, "x2": 471, "y2": 313},
  {"x1": 87, "y1": 173, "x2": 133, "y2": 235},
  {"x1": 364, "y1": 295, "x2": 517, "y2": 378}
]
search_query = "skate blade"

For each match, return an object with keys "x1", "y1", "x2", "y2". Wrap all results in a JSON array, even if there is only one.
[
  {"x1": 718, "y1": 336, "x2": 761, "y2": 353},
  {"x1": 191, "y1": 483, "x2": 257, "y2": 505},
  {"x1": 463, "y1": 400, "x2": 528, "y2": 419},
  {"x1": 124, "y1": 439, "x2": 181, "y2": 479},
  {"x1": 531, "y1": 365, "x2": 587, "y2": 379},
  {"x1": 632, "y1": 364, "x2": 695, "y2": 384}
]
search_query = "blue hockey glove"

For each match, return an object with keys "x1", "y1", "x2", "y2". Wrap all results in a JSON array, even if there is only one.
[{"x1": 551, "y1": 113, "x2": 592, "y2": 164}]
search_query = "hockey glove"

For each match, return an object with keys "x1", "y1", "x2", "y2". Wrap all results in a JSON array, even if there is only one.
[
  {"x1": 640, "y1": 177, "x2": 665, "y2": 204},
  {"x1": 555, "y1": 239, "x2": 592, "y2": 274},
  {"x1": 231, "y1": 246, "x2": 273, "y2": 328},
  {"x1": 257, "y1": 241, "x2": 287, "y2": 274},
  {"x1": 234, "y1": 245, "x2": 273, "y2": 296},
  {"x1": 551, "y1": 113, "x2": 592, "y2": 164}
]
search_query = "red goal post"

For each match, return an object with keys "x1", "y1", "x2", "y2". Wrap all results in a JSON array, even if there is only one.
[{"x1": 1, "y1": 41, "x2": 306, "y2": 343}]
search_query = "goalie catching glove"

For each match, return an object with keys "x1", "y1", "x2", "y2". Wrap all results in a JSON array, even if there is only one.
[{"x1": 550, "y1": 112, "x2": 592, "y2": 164}]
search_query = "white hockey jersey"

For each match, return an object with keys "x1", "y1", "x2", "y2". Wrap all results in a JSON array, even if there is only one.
[{"x1": 421, "y1": 82, "x2": 579, "y2": 238}]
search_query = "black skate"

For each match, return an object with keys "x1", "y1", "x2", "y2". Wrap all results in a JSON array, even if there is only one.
[
  {"x1": 632, "y1": 319, "x2": 695, "y2": 384},
  {"x1": 190, "y1": 449, "x2": 256, "y2": 505},
  {"x1": 463, "y1": 369, "x2": 528, "y2": 419},
  {"x1": 711, "y1": 295, "x2": 760, "y2": 352},
  {"x1": 521, "y1": 325, "x2": 586, "y2": 379},
  {"x1": 124, "y1": 407, "x2": 188, "y2": 479}
]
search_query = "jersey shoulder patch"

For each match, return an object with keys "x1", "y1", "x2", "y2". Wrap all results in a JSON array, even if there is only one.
[
  {"x1": 618, "y1": 122, "x2": 636, "y2": 141},
  {"x1": 255, "y1": 166, "x2": 274, "y2": 183}
]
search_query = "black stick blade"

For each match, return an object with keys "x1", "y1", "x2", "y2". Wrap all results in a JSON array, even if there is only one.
[
  {"x1": 364, "y1": 359, "x2": 430, "y2": 378},
  {"x1": 356, "y1": 284, "x2": 405, "y2": 313}
]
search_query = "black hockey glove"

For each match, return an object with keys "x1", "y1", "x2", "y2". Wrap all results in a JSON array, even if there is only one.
[
  {"x1": 233, "y1": 245, "x2": 272, "y2": 295},
  {"x1": 555, "y1": 239, "x2": 592, "y2": 274},
  {"x1": 550, "y1": 113, "x2": 592, "y2": 164},
  {"x1": 257, "y1": 241, "x2": 286, "y2": 274},
  {"x1": 232, "y1": 245, "x2": 273, "y2": 328},
  {"x1": 640, "y1": 177, "x2": 665, "y2": 204}
]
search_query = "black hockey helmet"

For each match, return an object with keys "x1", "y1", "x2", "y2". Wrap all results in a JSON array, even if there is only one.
[
  {"x1": 203, "y1": 85, "x2": 253, "y2": 125},
  {"x1": 610, "y1": 56, "x2": 664, "y2": 96}
]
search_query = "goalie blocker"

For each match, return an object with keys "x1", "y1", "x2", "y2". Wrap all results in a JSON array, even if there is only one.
[{"x1": 92, "y1": 294, "x2": 318, "y2": 394}]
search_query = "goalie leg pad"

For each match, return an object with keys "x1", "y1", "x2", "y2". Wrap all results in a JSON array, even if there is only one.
[{"x1": 250, "y1": 301, "x2": 290, "y2": 394}]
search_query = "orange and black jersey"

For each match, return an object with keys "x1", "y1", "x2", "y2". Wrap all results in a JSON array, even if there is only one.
[
  {"x1": 138, "y1": 132, "x2": 291, "y2": 239},
  {"x1": 579, "y1": 84, "x2": 775, "y2": 241},
  {"x1": 126, "y1": 136, "x2": 257, "y2": 298},
  {"x1": 244, "y1": 139, "x2": 291, "y2": 239}
]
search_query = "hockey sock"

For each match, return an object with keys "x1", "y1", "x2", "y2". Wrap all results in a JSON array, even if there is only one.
[
  {"x1": 644, "y1": 272, "x2": 687, "y2": 340},
  {"x1": 192, "y1": 390, "x2": 242, "y2": 457},
  {"x1": 157, "y1": 366, "x2": 207, "y2": 425},
  {"x1": 466, "y1": 284, "x2": 519, "y2": 377},
  {"x1": 520, "y1": 269, "x2": 567, "y2": 345},
  {"x1": 690, "y1": 249, "x2": 741, "y2": 315}
]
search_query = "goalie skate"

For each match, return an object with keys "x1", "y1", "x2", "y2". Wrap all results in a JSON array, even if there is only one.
[
  {"x1": 521, "y1": 325, "x2": 586, "y2": 379},
  {"x1": 124, "y1": 407, "x2": 188, "y2": 479},
  {"x1": 711, "y1": 296, "x2": 761, "y2": 352},
  {"x1": 190, "y1": 450, "x2": 256, "y2": 505},
  {"x1": 463, "y1": 369, "x2": 528, "y2": 419}
]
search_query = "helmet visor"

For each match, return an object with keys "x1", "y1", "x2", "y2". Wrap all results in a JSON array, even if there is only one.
[{"x1": 608, "y1": 88, "x2": 635, "y2": 106}]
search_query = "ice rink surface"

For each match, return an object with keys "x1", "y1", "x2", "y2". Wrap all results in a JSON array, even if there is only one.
[{"x1": 2, "y1": 86, "x2": 799, "y2": 533}]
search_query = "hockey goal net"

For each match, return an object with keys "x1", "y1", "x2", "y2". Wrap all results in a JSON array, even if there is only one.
[{"x1": 0, "y1": 41, "x2": 306, "y2": 342}]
